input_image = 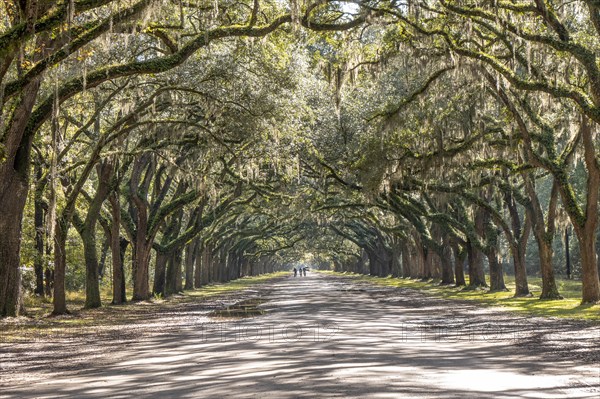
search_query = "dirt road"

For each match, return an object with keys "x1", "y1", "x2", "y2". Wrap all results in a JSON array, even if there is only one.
[{"x1": 1, "y1": 272, "x2": 599, "y2": 398}]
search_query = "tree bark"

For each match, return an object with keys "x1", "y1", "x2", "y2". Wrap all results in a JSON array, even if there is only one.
[
  {"x1": 33, "y1": 165, "x2": 46, "y2": 296},
  {"x1": 82, "y1": 228, "x2": 102, "y2": 308},
  {"x1": 466, "y1": 238, "x2": 487, "y2": 288},
  {"x1": 80, "y1": 160, "x2": 114, "y2": 308},
  {"x1": 0, "y1": 192, "x2": 26, "y2": 316},
  {"x1": 0, "y1": 79, "x2": 42, "y2": 317},
  {"x1": 504, "y1": 190, "x2": 531, "y2": 296},
  {"x1": 452, "y1": 243, "x2": 467, "y2": 287},
  {"x1": 440, "y1": 240, "x2": 454, "y2": 285},
  {"x1": 577, "y1": 231, "x2": 599, "y2": 302},
  {"x1": 481, "y1": 205, "x2": 506, "y2": 292},
  {"x1": 98, "y1": 238, "x2": 109, "y2": 279},
  {"x1": 565, "y1": 228, "x2": 571, "y2": 279},
  {"x1": 194, "y1": 242, "x2": 204, "y2": 288},
  {"x1": 537, "y1": 236, "x2": 561, "y2": 299},
  {"x1": 525, "y1": 176, "x2": 561, "y2": 299},
  {"x1": 571, "y1": 117, "x2": 600, "y2": 303},
  {"x1": 52, "y1": 217, "x2": 69, "y2": 314},
  {"x1": 512, "y1": 243, "x2": 530, "y2": 296},
  {"x1": 153, "y1": 251, "x2": 168, "y2": 296},
  {"x1": 109, "y1": 194, "x2": 126, "y2": 304},
  {"x1": 174, "y1": 249, "x2": 183, "y2": 292},
  {"x1": 401, "y1": 242, "x2": 411, "y2": 278},
  {"x1": 184, "y1": 240, "x2": 197, "y2": 290},
  {"x1": 201, "y1": 244, "x2": 211, "y2": 285},
  {"x1": 166, "y1": 250, "x2": 183, "y2": 295},
  {"x1": 487, "y1": 246, "x2": 507, "y2": 291},
  {"x1": 132, "y1": 238, "x2": 152, "y2": 301}
]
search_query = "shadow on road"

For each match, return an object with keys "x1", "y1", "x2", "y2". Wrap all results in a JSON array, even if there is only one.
[{"x1": 1, "y1": 273, "x2": 598, "y2": 398}]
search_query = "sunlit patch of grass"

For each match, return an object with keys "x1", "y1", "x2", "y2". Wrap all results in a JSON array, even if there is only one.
[
  {"x1": 184, "y1": 272, "x2": 288, "y2": 298},
  {"x1": 2, "y1": 272, "x2": 288, "y2": 339},
  {"x1": 318, "y1": 270, "x2": 600, "y2": 322}
]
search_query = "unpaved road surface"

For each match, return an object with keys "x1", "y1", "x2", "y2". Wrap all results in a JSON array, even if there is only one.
[{"x1": 1, "y1": 273, "x2": 599, "y2": 398}]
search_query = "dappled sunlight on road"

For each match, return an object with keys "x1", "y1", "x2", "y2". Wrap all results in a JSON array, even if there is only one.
[{"x1": 1, "y1": 273, "x2": 598, "y2": 398}]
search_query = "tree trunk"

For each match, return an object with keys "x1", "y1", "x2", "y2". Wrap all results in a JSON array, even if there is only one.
[
  {"x1": 412, "y1": 241, "x2": 425, "y2": 279},
  {"x1": 572, "y1": 117, "x2": 600, "y2": 303},
  {"x1": 132, "y1": 240, "x2": 151, "y2": 300},
  {"x1": 0, "y1": 79, "x2": 42, "y2": 317},
  {"x1": 131, "y1": 196, "x2": 152, "y2": 300},
  {"x1": 174, "y1": 249, "x2": 183, "y2": 292},
  {"x1": 360, "y1": 250, "x2": 366, "y2": 274},
  {"x1": 367, "y1": 250, "x2": 379, "y2": 276},
  {"x1": 469, "y1": 208, "x2": 489, "y2": 288},
  {"x1": 483, "y1": 207, "x2": 506, "y2": 291},
  {"x1": 82, "y1": 228, "x2": 102, "y2": 308},
  {"x1": 537, "y1": 236, "x2": 561, "y2": 299},
  {"x1": 166, "y1": 250, "x2": 182, "y2": 295},
  {"x1": 487, "y1": 246, "x2": 507, "y2": 291},
  {"x1": 98, "y1": 238, "x2": 109, "y2": 279},
  {"x1": 504, "y1": 189, "x2": 531, "y2": 296},
  {"x1": 109, "y1": 194, "x2": 126, "y2": 304},
  {"x1": 201, "y1": 245, "x2": 211, "y2": 285},
  {"x1": 565, "y1": 228, "x2": 571, "y2": 279},
  {"x1": 575, "y1": 228, "x2": 600, "y2": 303},
  {"x1": 525, "y1": 177, "x2": 561, "y2": 299},
  {"x1": 216, "y1": 247, "x2": 227, "y2": 282},
  {"x1": 184, "y1": 240, "x2": 196, "y2": 290},
  {"x1": 440, "y1": 244, "x2": 454, "y2": 285},
  {"x1": 110, "y1": 236, "x2": 127, "y2": 305},
  {"x1": 401, "y1": 242, "x2": 411, "y2": 278},
  {"x1": 513, "y1": 244, "x2": 530, "y2": 296},
  {"x1": 194, "y1": 242, "x2": 203, "y2": 288},
  {"x1": 466, "y1": 239, "x2": 487, "y2": 288},
  {"x1": 0, "y1": 189, "x2": 26, "y2": 316},
  {"x1": 375, "y1": 239, "x2": 392, "y2": 277},
  {"x1": 52, "y1": 218, "x2": 69, "y2": 314},
  {"x1": 44, "y1": 263, "x2": 54, "y2": 297},
  {"x1": 33, "y1": 164, "x2": 45, "y2": 296},
  {"x1": 391, "y1": 241, "x2": 402, "y2": 278},
  {"x1": 153, "y1": 251, "x2": 169, "y2": 296},
  {"x1": 452, "y1": 244, "x2": 466, "y2": 287}
]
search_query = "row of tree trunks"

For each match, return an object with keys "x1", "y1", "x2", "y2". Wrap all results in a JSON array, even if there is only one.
[{"x1": 342, "y1": 214, "x2": 589, "y2": 300}]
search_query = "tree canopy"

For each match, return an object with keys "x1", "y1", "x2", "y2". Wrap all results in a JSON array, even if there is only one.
[{"x1": 1, "y1": 0, "x2": 600, "y2": 318}]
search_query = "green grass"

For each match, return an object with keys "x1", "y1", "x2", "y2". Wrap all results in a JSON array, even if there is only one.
[
  {"x1": 1, "y1": 272, "x2": 289, "y2": 342},
  {"x1": 183, "y1": 272, "x2": 288, "y2": 298},
  {"x1": 17, "y1": 271, "x2": 288, "y2": 322},
  {"x1": 318, "y1": 270, "x2": 600, "y2": 322}
]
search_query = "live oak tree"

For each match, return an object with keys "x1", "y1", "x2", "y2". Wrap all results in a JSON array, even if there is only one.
[
  {"x1": 3, "y1": 1, "x2": 600, "y2": 318},
  {"x1": 0, "y1": 0, "x2": 369, "y2": 316}
]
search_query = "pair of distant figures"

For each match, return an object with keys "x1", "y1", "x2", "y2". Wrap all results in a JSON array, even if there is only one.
[{"x1": 293, "y1": 267, "x2": 307, "y2": 277}]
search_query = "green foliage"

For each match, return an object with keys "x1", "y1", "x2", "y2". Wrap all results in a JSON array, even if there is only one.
[{"x1": 3, "y1": 0, "x2": 600, "y2": 316}]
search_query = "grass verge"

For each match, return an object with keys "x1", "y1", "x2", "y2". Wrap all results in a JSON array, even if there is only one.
[
  {"x1": 1, "y1": 272, "x2": 288, "y2": 338},
  {"x1": 317, "y1": 270, "x2": 600, "y2": 322}
]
